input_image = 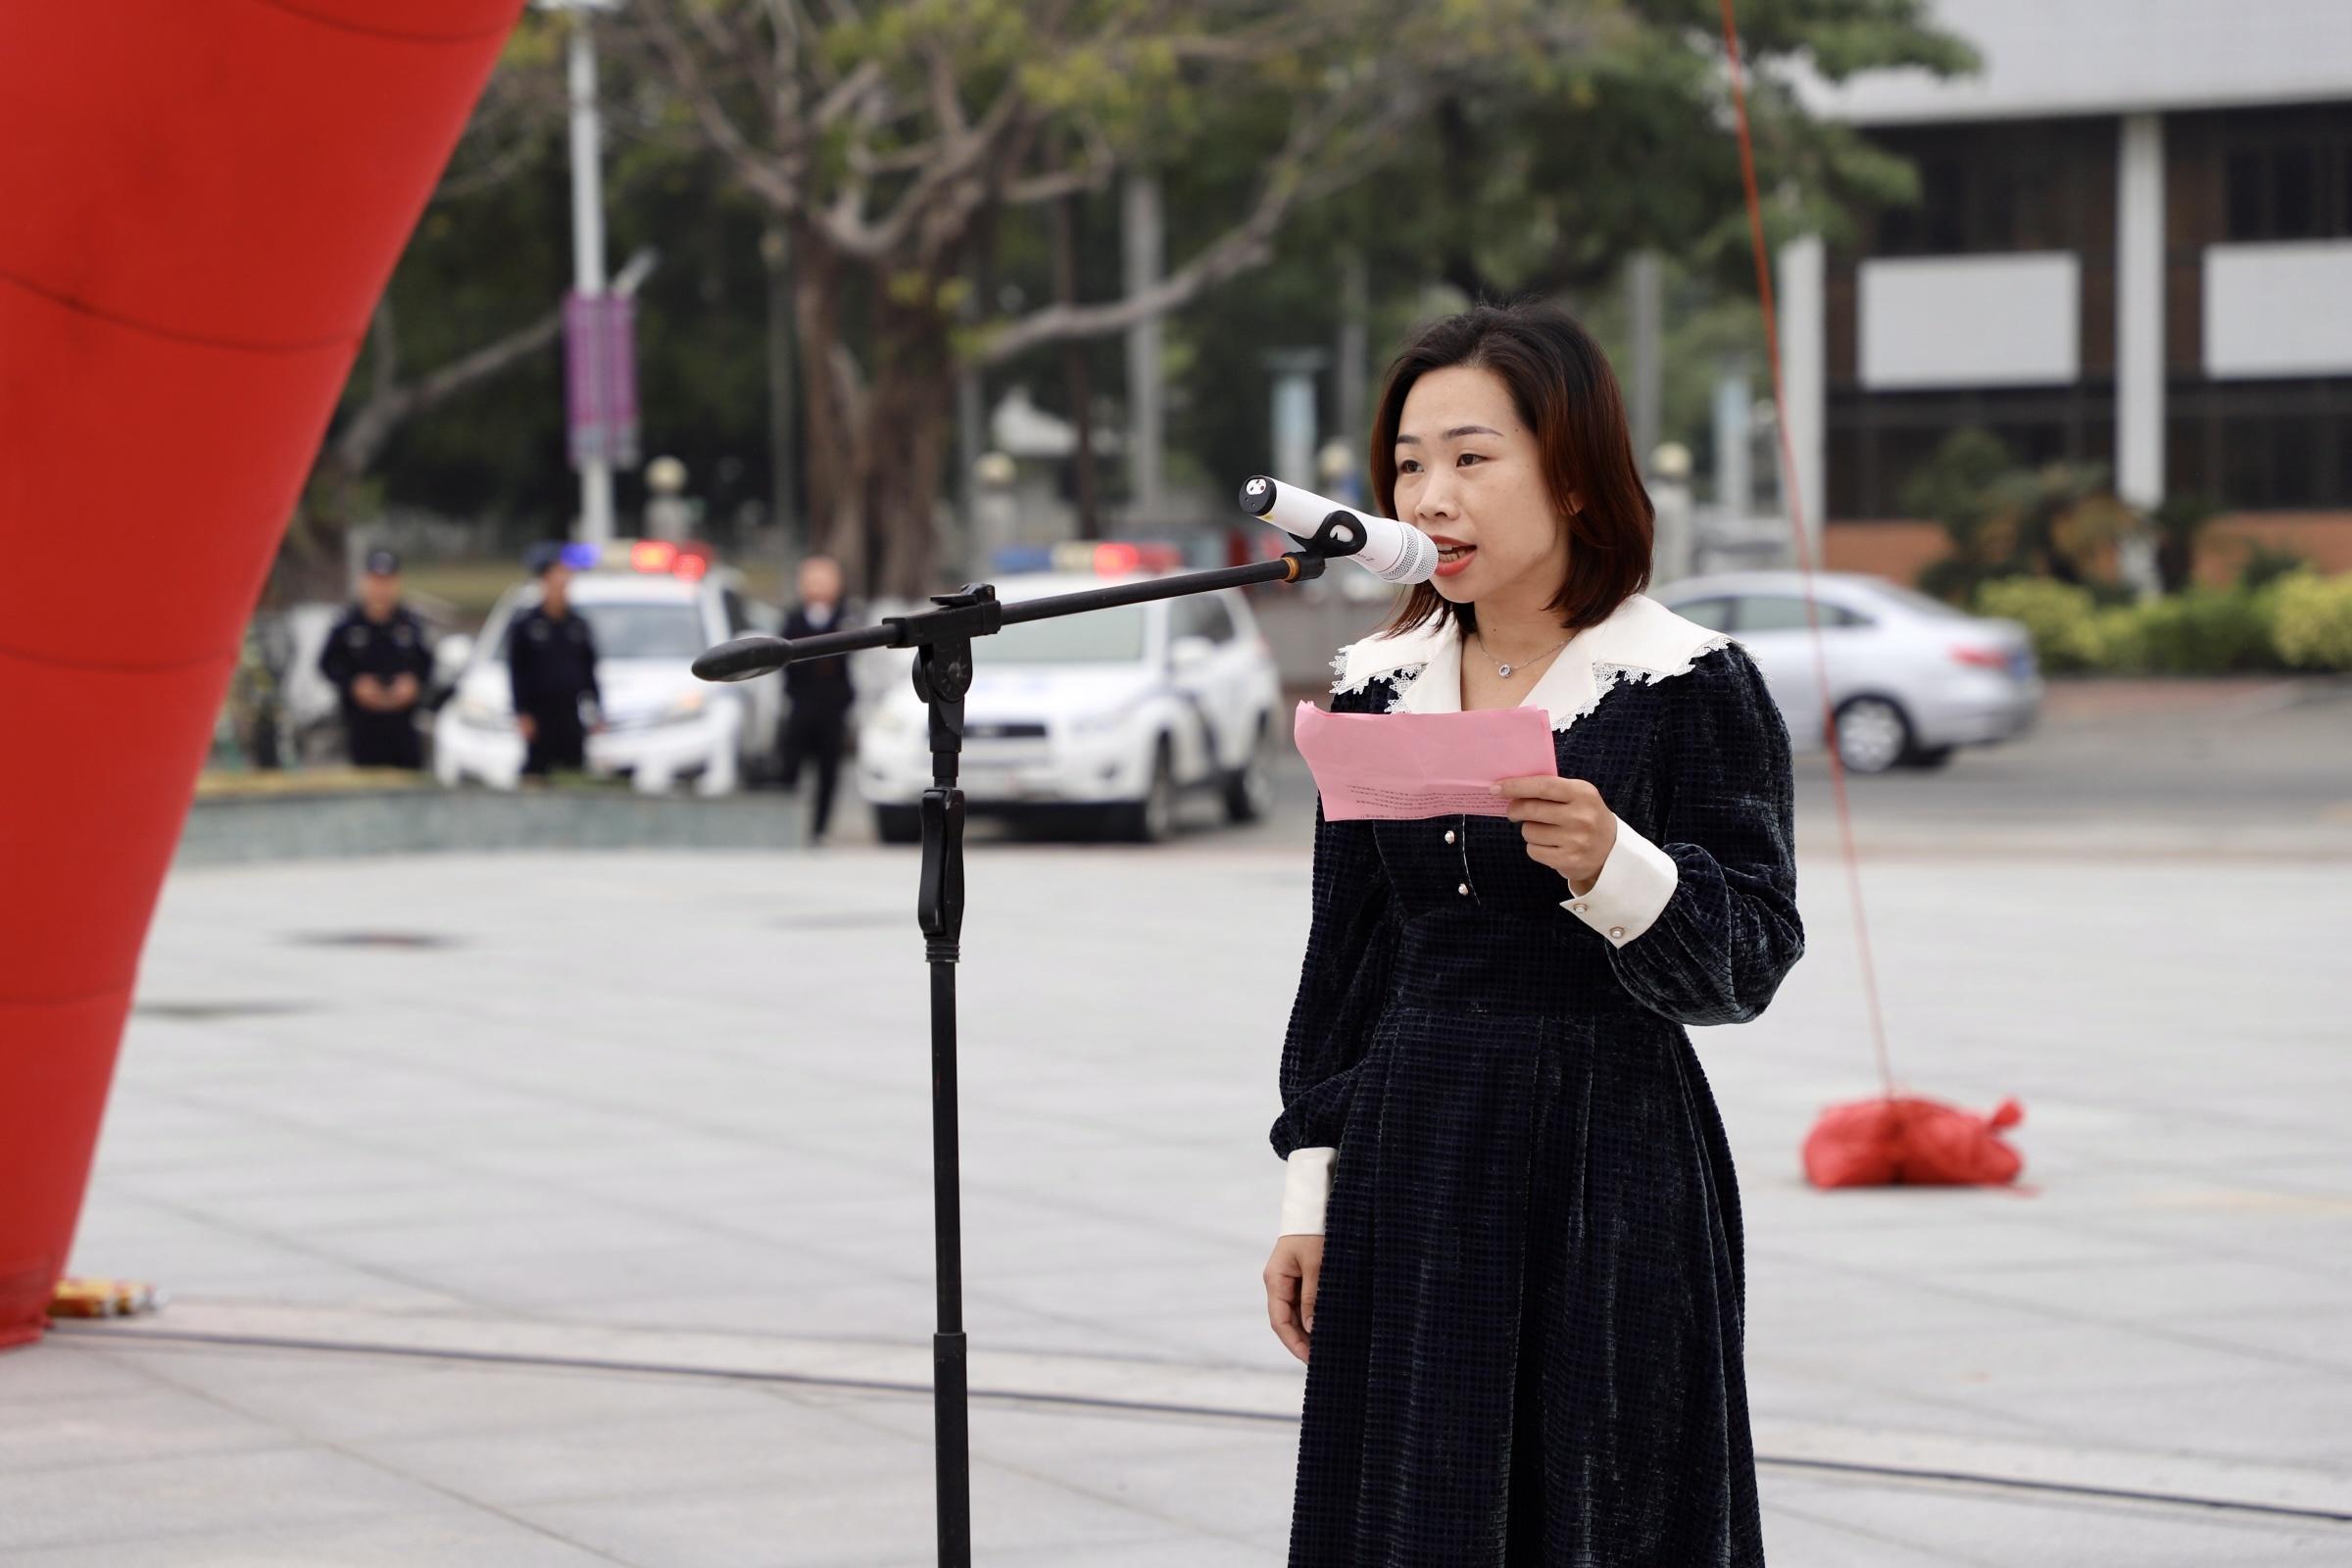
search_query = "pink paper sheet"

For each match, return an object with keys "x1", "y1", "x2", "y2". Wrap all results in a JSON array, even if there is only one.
[{"x1": 1292, "y1": 699, "x2": 1559, "y2": 821}]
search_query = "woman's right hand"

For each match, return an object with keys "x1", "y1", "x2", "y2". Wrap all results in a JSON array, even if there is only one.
[{"x1": 1264, "y1": 1234, "x2": 1324, "y2": 1363}]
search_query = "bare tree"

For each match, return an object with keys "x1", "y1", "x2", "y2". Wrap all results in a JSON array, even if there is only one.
[{"x1": 629, "y1": 0, "x2": 1568, "y2": 599}]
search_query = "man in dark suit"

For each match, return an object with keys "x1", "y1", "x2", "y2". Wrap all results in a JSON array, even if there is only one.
[{"x1": 777, "y1": 553, "x2": 856, "y2": 845}]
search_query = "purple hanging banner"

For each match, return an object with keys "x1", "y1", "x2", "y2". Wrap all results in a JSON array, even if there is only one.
[{"x1": 564, "y1": 290, "x2": 639, "y2": 468}]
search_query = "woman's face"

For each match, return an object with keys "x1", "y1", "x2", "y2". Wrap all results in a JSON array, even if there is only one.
[{"x1": 1390, "y1": 365, "x2": 1570, "y2": 611}]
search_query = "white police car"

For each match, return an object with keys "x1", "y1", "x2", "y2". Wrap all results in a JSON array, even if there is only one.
[
  {"x1": 433, "y1": 541, "x2": 782, "y2": 795},
  {"x1": 856, "y1": 548, "x2": 1284, "y2": 842}
]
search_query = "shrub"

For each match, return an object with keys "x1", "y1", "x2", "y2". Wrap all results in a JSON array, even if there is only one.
[
  {"x1": 2238, "y1": 541, "x2": 2314, "y2": 591},
  {"x1": 2273, "y1": 570, "x2": 2352, "y2": 670},
  {"x1": 2130, "y1": 586, "x2": 2285, "y2": 673},
  {"x1": 2079, "y1": 605, "x2": 2151, "y2": 672},
  {"x1": 1974, "y1": 577, "x2": 2099, "y2": 671}
]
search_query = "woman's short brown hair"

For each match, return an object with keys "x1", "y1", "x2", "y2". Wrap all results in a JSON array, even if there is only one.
[{"x1": 1368, "y1": 299, "x2": 1653, "y2": 639}]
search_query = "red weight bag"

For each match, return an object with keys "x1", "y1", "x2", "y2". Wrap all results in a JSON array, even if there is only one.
[{"x1": 1803, "y1": 1096, "x2": 2026, "y2": 1189}]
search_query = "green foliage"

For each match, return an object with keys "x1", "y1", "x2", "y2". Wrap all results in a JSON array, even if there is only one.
[
  {"x1": 2075, "y1": 604, "x2": 2151, "y2": 672},
  {"x1": 1902, "y1": 426, "x2": 2145, "y2": 605},
  {"x1": 2150, "y1": 493, "x2": 2219, "y2": 593},
  {"x1": 1973, "y1": 572, "x2": 2352, "y2": 675},
  {"x1": 1902, "y1": 427, "x2": 2013, "y2": 544},
  {"x1": 2235, "y1": 540, "x2": 2313, "y2": 591},
  {"x1": 2127, "y1": 586, "x2": 2287, "y2": 674},
  {"x1": 2273, "y1": 570, "x2": 2352, "y2": 670},
  {"x1": 1972, "y1": 577, "x2": 2099, "y2": 672}
]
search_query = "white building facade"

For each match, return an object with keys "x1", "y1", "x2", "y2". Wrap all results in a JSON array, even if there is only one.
[{"x1": 1782, "y1": 0, "x2": 2352, "y2": 576}]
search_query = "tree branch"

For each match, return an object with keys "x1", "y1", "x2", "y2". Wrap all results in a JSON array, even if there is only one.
[
  {"x1": 1005, "y1": 117, "x2": 1114, "y2": 206},
  {"x1": 331, "y1": 292, "x2": 572, "y2": 477},
  {"x1": 977, "y1": 88, "x2": 1409, "y2": 365},
  {"x1": 635, "y1": 4, "x2": 805, "y2": 214}
]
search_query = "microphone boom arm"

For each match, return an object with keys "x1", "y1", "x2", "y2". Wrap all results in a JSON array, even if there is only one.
[{"x1": 690, "y1": 511, "x2": 1369, "y2": 684}]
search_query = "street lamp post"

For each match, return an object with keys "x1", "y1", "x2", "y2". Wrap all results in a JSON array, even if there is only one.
[{"x1": 546, "y1": 0, "x2": 620, "y2": 544}]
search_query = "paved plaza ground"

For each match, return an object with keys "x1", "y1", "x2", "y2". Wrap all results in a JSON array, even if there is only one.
[{"x1": 5, "y1": 676, "x2": 2349, "y2": 1564}]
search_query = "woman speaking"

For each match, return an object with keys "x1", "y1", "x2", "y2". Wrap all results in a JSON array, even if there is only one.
[{"x1": 1262, "y1": 300, "x2": 1805, "y2": 1566}]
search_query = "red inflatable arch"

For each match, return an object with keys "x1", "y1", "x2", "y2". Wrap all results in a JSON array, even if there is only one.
[{"x1": 0, "y1": 0, "x2": 524, "y2": 1348}]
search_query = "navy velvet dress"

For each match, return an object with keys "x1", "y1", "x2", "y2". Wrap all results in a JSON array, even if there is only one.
[{"x1": 1274, "y1": 631, "x2": 1804, "y2": 1567}]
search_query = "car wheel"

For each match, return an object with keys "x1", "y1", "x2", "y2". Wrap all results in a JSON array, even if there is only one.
[
  {"x1": 1223, "y1": 715, "x2": 1276, "y2": 824},
  {"x1": 1119, "y1": 739, "x2": 1179, "y2": 844},
  {"x1": 1834, "y1": 695, "x2": 1912, "y2": 775},
  {"x1": 874, "y1": 804, "x2": 922, "y2": 845},
  {"x1": 1897, "y1": 743, "x2": 1955, "y2": 770}
]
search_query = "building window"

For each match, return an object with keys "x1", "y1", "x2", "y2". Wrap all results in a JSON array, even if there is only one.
[
  {"x1": 2169, "y1": 380, "x2": 2352, "y2": 512},
  {"x1": 2219, "y1": 108, "x2": 2352, "y2": 242},
  {"x1": 1869, "y1": 121, "x2": 2112, "y2": 257},
  {"x1": 1825, "y1": 386, "x2": 2115, "y2": 520}
]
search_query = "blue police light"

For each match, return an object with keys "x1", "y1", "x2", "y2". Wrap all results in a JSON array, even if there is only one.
[
  {"x1": 561, "y1": 542, "x2": 601, "y2": 569},
  {"x1": 992, "y1": 544, "x2": 1054, "y2": 573}
]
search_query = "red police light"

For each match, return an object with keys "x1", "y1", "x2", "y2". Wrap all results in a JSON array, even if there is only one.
[
  {"x1": 673, "y1": 554, "x2": 709, "y2": 582},
  {"x1": 631, "y1": 541, "x2": 677, "y2": 572}
]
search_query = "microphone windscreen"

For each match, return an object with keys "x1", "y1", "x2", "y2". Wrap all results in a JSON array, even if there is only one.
[{"x1": 693, "y1": 636, "x2": 789, "y2": 683}]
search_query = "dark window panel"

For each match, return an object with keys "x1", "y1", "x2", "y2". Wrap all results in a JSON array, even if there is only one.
[
  {"x1": 1924, "y1": 159, "x2": 1966, "y2": 252},
  {"x1": 2273, "y1": 416, "x2": 2319, "y2": 507},
  {"x1": 2165, "y1": 415, "x2": 2208, "y2": 498},
  {"x1": 1826, "y1": 424, "x2": 1865, "y2": 520},
  {"x1": 2226, "y1": 148, "x2": 2265, "y2": 240},
  {"x1": 2221, "y1": 417, "x2": 2271, "y2": 509},
  {"x1": 2274, "y1": 145, "x2": 2318, "y2": 239}
]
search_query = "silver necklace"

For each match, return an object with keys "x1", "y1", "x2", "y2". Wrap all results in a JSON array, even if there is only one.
[{"x1": 1473, "y1": 630, "x2": 1572, "y2": 679}]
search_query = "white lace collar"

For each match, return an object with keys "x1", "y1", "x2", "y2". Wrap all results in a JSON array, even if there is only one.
[{"x1": 1327, "y1": 592, "x2": 1732, "y2": 734}]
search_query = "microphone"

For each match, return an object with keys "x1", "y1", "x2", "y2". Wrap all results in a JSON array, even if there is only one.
[
  {"x1": 1237, "y1": 475, "x2": 1438, "y2": 584},
  {"x1": 693, "y1": 636, "x2": 791, "y2": 682}
]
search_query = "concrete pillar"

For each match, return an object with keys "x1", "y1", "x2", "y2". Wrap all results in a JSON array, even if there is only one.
[
  {"x1": 1627, "y1": 252, "x2": 1663, "y2": 469},
  {"x1": 1713, "y1": 364, "x2": 1752, "y2": 515},
  {"x1": 1336, "y1": 249, "x2": 1368, "y2": 466},
  {"x1": 2116, "y1": 113, "x2": 2167, "y2": 597},
  {"x1": 2116, "y1": 113, "x2": 2166, "y2": 510},
  {"x1": 1776, "y1": 234, "x2": 1826, "y2": 564},
  {"x1": 1122, "y1": 173, "x2": 1164, "y2": 523},
  {"x1": 1265, "y1": 349, "x2": 1327, "y2": 491},
  {"x1": 1650, "y1": 442, "x2": 1695, "y2": 584}
]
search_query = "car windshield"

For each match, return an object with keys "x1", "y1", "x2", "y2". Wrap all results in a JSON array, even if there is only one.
[
  {"x1": 986, "y1": 604, "x2": 1148, "y2": 664},
  {"x1": 492, "y1": 600, "x2": 706, "y2": 661},
  {"x1": 1867, "y1": 582, "x2": 1974, "y2": 620}
]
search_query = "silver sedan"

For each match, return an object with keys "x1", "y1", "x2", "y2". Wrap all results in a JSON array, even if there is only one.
[{"x1": 1653, "y1": 570, "x2": 2041, "y2": 773}]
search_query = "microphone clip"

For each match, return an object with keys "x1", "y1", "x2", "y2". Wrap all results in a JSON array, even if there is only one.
[{"x1": 1281, "y1": 510, "x2": 1371, "y2": 580}]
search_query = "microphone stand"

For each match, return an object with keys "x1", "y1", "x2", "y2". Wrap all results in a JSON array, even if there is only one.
[{"x1": 693, "y1": 513, "x2": 1370, "y2": 1568}]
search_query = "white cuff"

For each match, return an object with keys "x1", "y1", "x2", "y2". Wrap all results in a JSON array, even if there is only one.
[
  {"x1": 1280, "y1": 1147, "x2": 1336, "y2": 1236},
  {"x1": 1559, "y1": 814, "x2": 1679, "y2": 948}
]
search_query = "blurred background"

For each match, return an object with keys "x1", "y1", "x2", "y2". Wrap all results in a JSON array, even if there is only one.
[{"x1": 17, "y1": 2, "x2": 2352, "y2": 1565}]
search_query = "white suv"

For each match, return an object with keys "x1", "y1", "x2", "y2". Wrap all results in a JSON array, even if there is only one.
[
  {"x1": 856, "y1": 571, "x2": 1284, "y2": 842},
  {"x1": 433, "y1": 545, "x2": 782, "y2": 795}
]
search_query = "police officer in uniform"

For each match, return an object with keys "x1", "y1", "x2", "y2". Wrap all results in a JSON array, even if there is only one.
[
  {"x1": 508, "y1": 543, "x2": 603, "y2": 779},
  {"x1": 318, "y1": 547, "x2": 433, "y2": 768}
]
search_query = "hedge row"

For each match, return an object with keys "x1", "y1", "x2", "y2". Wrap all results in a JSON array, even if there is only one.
[{"x1": 1973, "y1": 571, "x2": 2352, "y2": 674}]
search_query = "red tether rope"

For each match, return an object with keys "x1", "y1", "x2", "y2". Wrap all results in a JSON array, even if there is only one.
[{"x1": 1717, "y1": 0, "x2": 1896, "y2": 1098}]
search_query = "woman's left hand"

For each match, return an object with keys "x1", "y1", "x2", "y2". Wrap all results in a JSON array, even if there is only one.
[{"x1": 1494, "y1": 775, "x2": 1617, "y2": 896}]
